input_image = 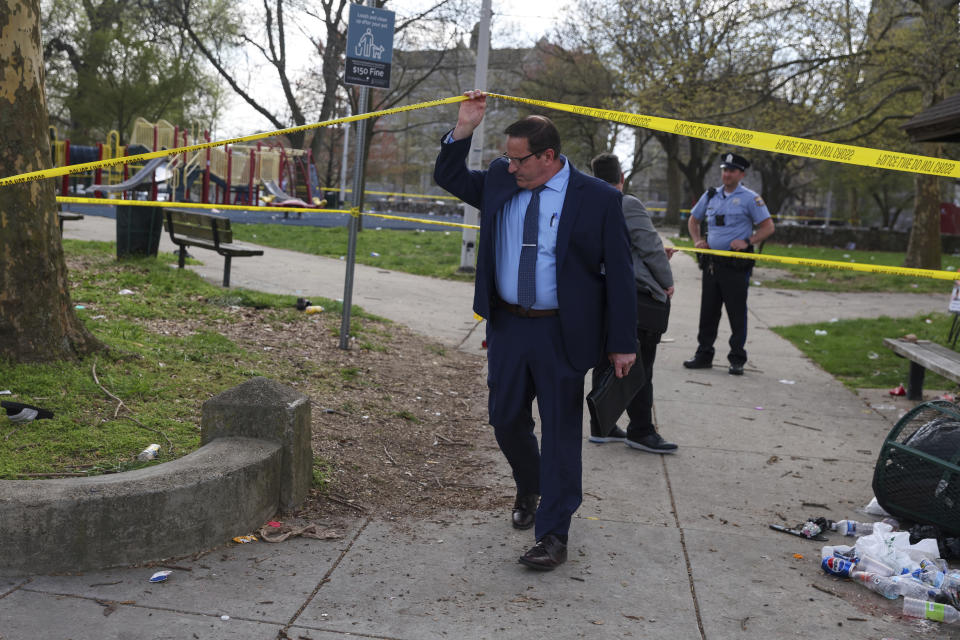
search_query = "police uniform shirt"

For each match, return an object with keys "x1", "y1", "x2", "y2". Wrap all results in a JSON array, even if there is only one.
[{"x1": 690, "y1": 184, "x2": 771, "y2": 250}]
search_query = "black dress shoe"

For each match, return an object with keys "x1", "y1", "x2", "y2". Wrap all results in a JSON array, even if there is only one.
[
  {"x1": 512, "y1": 494, "x2": 539, "y2": 530},
  {"x1": 728, "y1": 363, "x2": 744, "y2": 375},
  {"x1": 519, "y1": 534, "x2": 568, "y2": 570},
  {"x1": 683, "y1": 356, "x2": 712, "y2": 369},
  {"x1": 626, "y1": 431, "x2": 678, "y2": 454}
]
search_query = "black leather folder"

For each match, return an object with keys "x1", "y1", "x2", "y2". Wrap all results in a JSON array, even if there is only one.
[{"x1": 586, "y1": 356, "x2": 646, "y2": 438}]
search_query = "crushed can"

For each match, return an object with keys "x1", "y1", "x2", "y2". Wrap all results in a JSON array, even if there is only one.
[{"x1": 822, "y1": 555, "x2": 856, "y2": 577}]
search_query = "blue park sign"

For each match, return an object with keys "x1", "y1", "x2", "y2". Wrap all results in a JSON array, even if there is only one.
[{"x1": 345, "y1": 4, "x2": 395, "y2": 89}]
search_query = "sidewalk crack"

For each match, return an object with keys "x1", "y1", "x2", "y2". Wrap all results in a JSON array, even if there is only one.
[
  {"x1": 662, "y1": 455, "x2": 707, "y2": 640},
  {"x1": 279, "y1": 515, "x2": 373, "y2": 636}
]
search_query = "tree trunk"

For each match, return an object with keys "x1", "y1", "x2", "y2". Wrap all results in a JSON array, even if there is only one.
[
  {"x1": 655, "y1": 134, "x2": 682, "y2": 229},
  {"x1": 311, "y1": 6, "x2": 348, "y2": 183},
  {"x1": 0, "y1": 0, "x2": 103, "y2": 362},
  {"x1": 848, "y1": 185, "x2": 860, "y2": 227},
  {"x1": 678, "y1": 138, "x2": 710, "y2": 201},
  {"x1": 904, "y1": 143, "x2": 943, "y2": 270}
]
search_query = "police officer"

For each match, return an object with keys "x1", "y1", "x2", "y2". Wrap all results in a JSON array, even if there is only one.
[{"x1": 683, "y1": 152, "x2": 774, "y2": 375}]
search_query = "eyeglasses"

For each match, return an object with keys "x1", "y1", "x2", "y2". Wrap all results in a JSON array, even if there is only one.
[{"x1": 501, "y1": 150, "x2": 541, "y2": 165}]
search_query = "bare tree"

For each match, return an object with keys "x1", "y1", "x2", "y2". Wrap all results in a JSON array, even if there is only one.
[
  {"x1": 163, "y1": 0, "x2": 464, "y2": 192},
  {"x1": 0, "y1": 0, "x2": 103, "y2": 362}
]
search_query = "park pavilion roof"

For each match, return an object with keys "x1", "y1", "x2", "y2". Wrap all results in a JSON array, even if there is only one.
[{"x1": 902, "y1": 92, "x2": 960, "y2": 143}]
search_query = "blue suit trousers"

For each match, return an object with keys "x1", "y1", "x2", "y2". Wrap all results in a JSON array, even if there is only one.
[{"x1": 486, "y1": 309, "x2": 586, "y2": 540}]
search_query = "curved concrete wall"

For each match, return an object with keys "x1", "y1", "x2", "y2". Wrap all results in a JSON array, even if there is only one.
[{"x1": 0, "y1": 437, "x2": 282, "y2": 576}]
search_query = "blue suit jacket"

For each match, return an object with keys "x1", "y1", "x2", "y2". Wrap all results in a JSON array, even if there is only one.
[{"x1": 434, "y1": 134, "x2": 637, "y2": 371}]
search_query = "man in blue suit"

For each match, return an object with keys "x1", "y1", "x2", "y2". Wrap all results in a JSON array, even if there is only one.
[{"x1": 434, "y1": 91, "x2": 637, "y2": 570}]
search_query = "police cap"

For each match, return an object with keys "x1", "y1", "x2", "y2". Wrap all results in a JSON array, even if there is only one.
[{"x1": 719, "y1": 152, "x2": 750, "y2": 171}]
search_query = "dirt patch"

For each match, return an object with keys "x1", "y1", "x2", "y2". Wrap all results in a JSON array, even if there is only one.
[
  {"x1": 752, "y1": 265, "x2": 799, "y2": 283},
  {"x1": 147, "y1": 304, "x2": 512, "y2": 523}
]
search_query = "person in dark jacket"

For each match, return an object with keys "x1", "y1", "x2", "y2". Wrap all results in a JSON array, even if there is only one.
[{"x1": 589, "y1": 153, "x2": 678, "y2": 454}]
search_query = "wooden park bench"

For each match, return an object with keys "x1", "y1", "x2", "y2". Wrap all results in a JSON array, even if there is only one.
[
  {"x1": 58, "y1": 211, "x2": 84, "y2": 235},
  {"x1": 162, "y1": 208, "x2": 263, "y2": 287},
  {"x1": 883, "y1": 337, "x2": 960, "y2": 401}
]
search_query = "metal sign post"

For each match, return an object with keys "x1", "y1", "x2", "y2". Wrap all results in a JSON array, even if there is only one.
[
  {"x1": 459, "y1": 0, "x2": 492, "y2": 273},
  {"x1": 338, "y1": 89, "x2": 368, "y2": 350},
  {"x1": 339, "y1": 2, "x2": 394, "y2": 350}
]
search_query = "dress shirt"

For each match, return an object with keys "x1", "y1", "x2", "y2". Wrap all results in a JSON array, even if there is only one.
[{"x1": 495, "y1": 158, "x2": 570, "y2": 309}]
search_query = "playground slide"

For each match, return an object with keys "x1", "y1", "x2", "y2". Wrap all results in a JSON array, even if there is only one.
[
  {"x1": 83, "y1": 157, "x2": 168, "y2": 193},
  {"x1": 262, "y1": 180, "x2": 320, "y2": 208}
]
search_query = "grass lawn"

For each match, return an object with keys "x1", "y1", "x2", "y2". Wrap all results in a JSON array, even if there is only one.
[
  {"x1": 668, "y1": 237, "x2": 960, "y2": 294},
  {"x1": 772, "y1": 312, "x2": 960, "y2": 391},
  {"x1": 232, "y1": 223, "x2": 474, "y2": 281},
  {"x1": 661, "y1": 236, "x2": 960, "y2": 389},
  {"x1": 0, "y1": 240, "x2": 381, "y2": 480}
]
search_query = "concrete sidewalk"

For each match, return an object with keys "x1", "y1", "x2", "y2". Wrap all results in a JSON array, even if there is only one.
[{"x1": 1, "y1": 216, "x2": 949, "y2": 638}]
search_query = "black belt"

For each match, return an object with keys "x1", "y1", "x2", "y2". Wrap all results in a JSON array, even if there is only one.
[{"x1": 498, "y1": 302, "x2": 559, "y2": 318}]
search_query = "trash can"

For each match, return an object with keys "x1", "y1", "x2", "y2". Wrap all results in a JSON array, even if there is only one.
[
  {"x1": 116, "y1": 205, "x2": 163, "y2": 258},
  {"x1": 873, "y1": 399, "x2": 960, "y2": 535}
]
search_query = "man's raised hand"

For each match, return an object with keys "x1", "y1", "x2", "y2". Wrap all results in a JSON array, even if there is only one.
[{"x1": 452, "y1": 90, "x2": 487, "y2": 140}]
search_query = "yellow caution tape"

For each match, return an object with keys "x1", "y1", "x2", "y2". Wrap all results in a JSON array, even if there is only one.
[
  {"x1": 677, "y1": 246, "x2": 957, "y2": 281},
  {"x1": 57, "y1": 196, "x2": 481, "y2": 230},
  {"x1": 488, "y1": 93, "x2": 960, "y2": 180},
  {"x1": 321, "y1": 187, "x2": 460, "y2": 201},
  {"x1": 773, "y1": 215, "x2": 849, "y2": 222},
  {"x1": 59, "y1": 196, "x2": 951, "y2": 280},
  {"x1": 58, "y1": 196, "x2": 344, "y2": 216},
  {"x1": 12, "y1": 92, "x2": 957, "y2": 189},
  {"x1": 360, "y1": 211, "x2": 479, "y2": 229},
  {"x1": 0, "y1": 96, "x2": 467, "y2": 187}
]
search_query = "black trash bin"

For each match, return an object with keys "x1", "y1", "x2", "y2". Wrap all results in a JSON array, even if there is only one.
[
  {"x1": 116, "y1": 205, "x2": 163, "y2": 258},
  {"x1": 873, "y1": 399, "x2": 960, "y2": 535}
]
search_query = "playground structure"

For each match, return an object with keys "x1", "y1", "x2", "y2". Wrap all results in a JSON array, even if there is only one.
[
  {"x1": 50, "y1": 118, "x2": 323, "y2": 208},
  {"x1": 50, "y1": 119, "x2": 464, "y2": 217}
]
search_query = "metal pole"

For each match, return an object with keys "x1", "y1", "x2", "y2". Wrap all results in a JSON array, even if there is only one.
[
  {"x1": 458, "y1": 0, "x2": 492, "y2": 273},
  {"x1": 339, "y1": 87, "x2": 369, "y2": 349}
]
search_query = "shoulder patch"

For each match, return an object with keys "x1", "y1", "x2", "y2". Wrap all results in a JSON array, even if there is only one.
[{"x1": 754, "y1": 196, "x2": 765, "y2": 207}]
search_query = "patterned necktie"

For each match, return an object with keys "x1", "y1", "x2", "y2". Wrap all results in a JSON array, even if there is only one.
[{"x1": 517, "y1": 185, "x2": 546, "y2": 309}]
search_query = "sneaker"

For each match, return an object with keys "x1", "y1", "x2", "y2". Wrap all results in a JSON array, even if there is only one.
[
  {"x1": 589, "y1": 426, "x2": 627, "y2": 444},
  {"x1": 683, "y1": 356, "x2": 712, "y2": 369},
  {"x1": 626, "y1": 432, "x2": 678, "y2": 454}
]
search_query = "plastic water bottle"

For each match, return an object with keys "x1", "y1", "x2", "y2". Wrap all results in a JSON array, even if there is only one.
[
  {"x1": 820, "y1": 544, "x2": 854, "y2": 561},
  {"x1": 892, "y1": 575, "x2": 941, "y2": 600},
  {"x1": 914, "y1": 558, "x2": 947, "y2": 588},
  {"x1": 903, "y1": 597, "x2": 960, "y2": 623},
  {"x1": 831, "y1": 520, "x2": 875, "y2": 536},
  {"x1": 852, "y1": 571, "x2": 899, "y2": 599},
  {"x1": 856, "y1": 554, "x2": 895, "y2": 577},
  {"x1": 831, "y1": 518, "x2": 899, "y2": 536},
  {"x1": 822, "y1": 556, "x2": 856, "y2": 577},
  {"x1": 137, "y1": 443, "x2": 161, "y2": 461},
  {"x1": 945, "y1": 571, "x2": 960, "y2": 591}
]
